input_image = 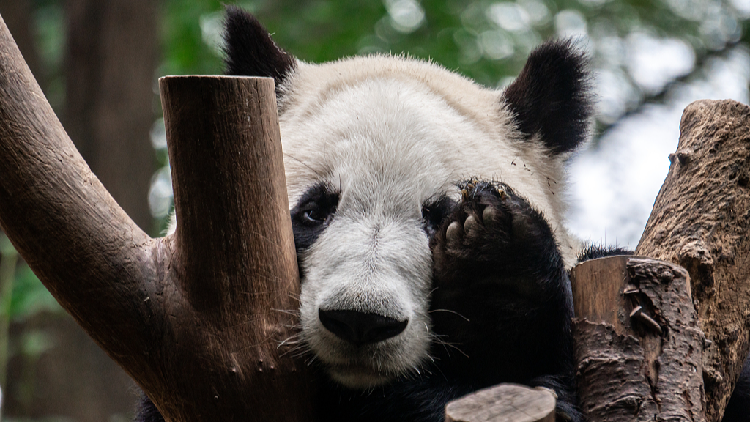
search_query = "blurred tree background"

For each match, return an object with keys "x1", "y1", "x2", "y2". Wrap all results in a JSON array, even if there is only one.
[{"x1": 0, "y1": 0, "x2": 748, "y2": 420}]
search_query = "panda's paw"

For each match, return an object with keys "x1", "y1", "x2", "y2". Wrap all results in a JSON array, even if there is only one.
[
  {"x1": 433, "y1": 179, "x2": 562, "y2": 295},
  {"x1": 442, "y1": 180, "x2": 510, "y2": 251}
]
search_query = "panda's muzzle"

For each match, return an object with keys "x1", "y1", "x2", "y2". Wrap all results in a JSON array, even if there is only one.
[{"x1": 319, "y1": 309, "x2": 408, "y2": 346}]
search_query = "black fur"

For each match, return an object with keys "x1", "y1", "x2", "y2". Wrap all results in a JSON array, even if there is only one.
[
  {"x1": 429, "y1": 180, "x2": 579, "y2": 421},
  {"x1": 222, "y1": 6, "x2": 295, "y2": 96},
  {"x1": 290, "y1": 182, "x2": 340, "y2": 278},
  {"x1": 301, "y1": 180, "x2": 580, "y2": 422},
  {"x1": 502, "y1": 39, "x2": 592, "y2": 155},
  {"x1": 725, "y1": 354, "x2": 750, "y2": 421},
  {"x1": 135, "y1": 395, "x2": 164, "y2": 422},
  {"x1": 576, "y1": 243, "x2": 633, "y2": 262},
  {"x1": 421, "y1": 194, "x2": 457, "y2": 238}
]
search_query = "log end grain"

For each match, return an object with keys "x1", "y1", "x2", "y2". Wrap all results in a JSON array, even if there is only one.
[{"x1": 445, "y1": 383, "x2": 556, "y2": 422}]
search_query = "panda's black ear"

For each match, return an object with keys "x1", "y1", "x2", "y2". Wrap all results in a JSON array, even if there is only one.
[
  {"x1": 502, "y1": 40, "x2": 592, "y2": 155},
  {"x1": 222, "y1": 6, "x2": 296, "y2": 96}
]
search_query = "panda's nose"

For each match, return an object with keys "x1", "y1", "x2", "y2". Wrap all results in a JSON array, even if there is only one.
[{"x1": 319, "y1": 309, "x2": 408, "y2": 345}]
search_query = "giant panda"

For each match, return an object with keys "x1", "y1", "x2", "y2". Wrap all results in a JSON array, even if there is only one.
[{"x1": 137, "y1": 6, "x2": 750, "y2": 422}]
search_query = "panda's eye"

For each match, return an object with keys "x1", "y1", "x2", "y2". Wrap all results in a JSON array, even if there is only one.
[
  {"x1": 300, "y1": 206, "x2": 330, "y2": 225},
  {"x1": 292, "y1": 184, "x2": 340, "y2": 228}
]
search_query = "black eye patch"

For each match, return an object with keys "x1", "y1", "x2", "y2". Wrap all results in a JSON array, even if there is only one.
[{"x1": 291, "y1": 182, "x2": 340, "y2": 253}]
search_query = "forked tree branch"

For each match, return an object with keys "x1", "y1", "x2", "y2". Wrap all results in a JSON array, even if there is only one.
[{"x1": 0, "y1": 14, "x2": 313, "y2": 422}]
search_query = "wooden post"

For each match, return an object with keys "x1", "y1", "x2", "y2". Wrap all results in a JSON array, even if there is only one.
[
  {"x1": 0, "y1": 13, "x2": 314, "y2": 421},
  {"x1": 571, "y1": 256, "x2": 705, "y2": 421}
]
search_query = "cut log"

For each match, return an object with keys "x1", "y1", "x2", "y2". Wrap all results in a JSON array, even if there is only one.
[
  {"x1": 445, "y1": 383, "x2": 556, "y2": 422},
  {"x1": 571, "y1": 256, "x2": 705, "y2": 422},
  {"x1": 636, "y1": 100, "x2": 750, "y2": 422}
]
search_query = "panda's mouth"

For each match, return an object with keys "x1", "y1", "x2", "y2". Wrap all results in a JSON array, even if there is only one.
[
  {"x1": 312, "y1": 327, "x2": 414, "y2": 388},
  {"x1": 316, "y1": 336, "x2": 407, "y2": 386},
  {"x1": 327, "y1": 363, "x2": 395, "y2": 388}
]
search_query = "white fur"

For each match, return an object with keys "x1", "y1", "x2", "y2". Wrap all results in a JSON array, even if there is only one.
[
  {"x1": 279, "y1": 56, "x2": 577, "y2": 264},
  {"x1": 169, "y1": 54, "x2": 579, "y2": 388},
  {"x1": 281, "y1": 56, "x2": 578, "y2": 387}
]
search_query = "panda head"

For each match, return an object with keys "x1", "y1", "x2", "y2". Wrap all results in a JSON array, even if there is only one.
[{"x1": 223, "y1": 6, "x2": 591, "y2": 388}]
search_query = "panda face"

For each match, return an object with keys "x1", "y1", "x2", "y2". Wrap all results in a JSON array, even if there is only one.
[
  {"x1": 221, "y1": 7, "x2": 591, "y2": 390},
  {"x1": 277, "y1": 61, "x2": 579, "y2": 388}
]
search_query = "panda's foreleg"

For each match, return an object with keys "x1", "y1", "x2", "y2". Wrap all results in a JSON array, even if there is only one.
[{"x1": 430, "y1": 179, "x2": 580, "y2": 421}]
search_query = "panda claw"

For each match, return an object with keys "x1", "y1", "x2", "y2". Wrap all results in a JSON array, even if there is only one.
[
  {"x1": 446, "y1": 221, "x2": 463, "y2": 245},
  {"x1": 464, "y1": 214, "x2": 481, "y2": 234},
  {"x1": 482, "y1": 207, "x2": 497, "y2": 227}
]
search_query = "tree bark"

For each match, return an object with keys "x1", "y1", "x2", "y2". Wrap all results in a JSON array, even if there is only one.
[
  {"x1": 150, "y1": 75, "x2": 314, "y2": 422},
  {"x1": 0, "y1": 13, "x2": 313, "y2": 422},
  {"x1": 571, "y1": 256, "x2": 705, "y2": 421},
  {"x1": 635, "y1": 100, "x2": 750, "y2": 422}
]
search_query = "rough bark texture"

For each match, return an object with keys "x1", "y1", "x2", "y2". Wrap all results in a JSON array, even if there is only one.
[
  {"x1": 445, "y1": 384, "x2": 555, "y2": 422},
  {"x1": 571, "y1": 256, "x2": 705, "y2": 422},
  {"x1": 0, "y1": 15, "x2": 313, "y2": 422},
  {"x1": 635, "y1": 100, "x2": 750, "y2": 422},
  {"x1": 151, "y1": 75, "x2": 314, "y2": 422}
]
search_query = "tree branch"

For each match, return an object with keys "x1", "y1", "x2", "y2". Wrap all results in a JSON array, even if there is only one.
[
  {"x1": 445, "y1": 384, "x2": 556, "y2": 422},
  {"x1": 636, "y1": 99, "x2": 750, "y2": 422},
  {"x1": 0, "y1": 12, "x2": 154, "y2": 362},
  {"x1": 148, "y1": 76, "x2": 313, "y2": 421},
  {"x1": 571, "y1": 256, "x2": 705, "y2": 421}
]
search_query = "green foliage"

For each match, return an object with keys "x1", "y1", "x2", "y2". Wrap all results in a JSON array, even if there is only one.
[
  {"x1": 0, "y1": 234, "x2": 61, "y2": 417},
  {"x1": 31, "y1": 0, "x2": 65, "y2": 112},
  {"x1": 0, "y1": 237, "x2": 61, "y2": 324},
  {"x1": 0, "y1": 232, "x2": 62, "y2": 416},
  {"x1": 6, "y1": 265, "x2": 60, "y2": 322}
]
